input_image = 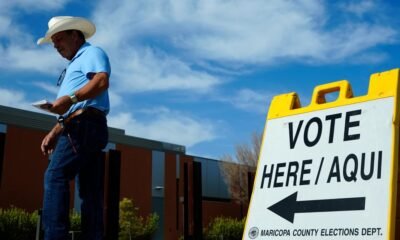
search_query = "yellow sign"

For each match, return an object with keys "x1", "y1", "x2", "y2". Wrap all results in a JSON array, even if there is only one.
[{"x1": 243, "y1": 69, "x2": 400, "y2": 240}]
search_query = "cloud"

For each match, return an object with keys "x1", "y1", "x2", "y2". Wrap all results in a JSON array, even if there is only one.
[
  {"x1": 92, "y1": 0, "x2": 397, "y2": 68},
  {"x1": 216, "y1": 88, "x2": 270, "y2": 114},
  {"x1": 323, "y1": 23, "x2": 395, "y2": 63},
  {"x1": 0, "y1": 1, "x2": 70, "y2": 41},
  {"x1": 108, "y1": 109, "x2": 217, "y2": 147},
  {"x1": 339, "y1": 0, "x2": 376, "y2": 17},
  {"x1": 231, "y1": 89, "x2": 270, "y2": 114},
  {"x1": 1, "y1": 45, "x2": 63, "y2": 74},
  {"x1": 0, "y1": 0, "x2": 71, "y2": 12},
  {"x1": 90, "y1": 1, "x2": 225, "y2": 94},
  {"x1": 0, "y1": 88, "x2": 27, "y2": 108},
  {"x1": 0, "y1": 1, "x2": 65, "y2": 75},
  {"x1": 109, "y1": 90, "x2": 123, "y2": 108},
  {"x1": 0, "y1": 88, "x2": 43, "y2": 113},
  {"x1": 32, "y1": 82, "x2": 58, "y2": 95},
  {"x1": 1, "y1": 0, "x2": 397, "y2": 92},
  {"x1": 178, "y1": 0, "x2": 395, "y2": 64},
  {"x1": 0, "y1": 16, "x2": 11, "y2": 39},
  {"x1": 0, "y1": 15, "x2": 31, "y2": 43},
  {"x1": 110, "y1": 47, "x2": 221, "y2": 93}
]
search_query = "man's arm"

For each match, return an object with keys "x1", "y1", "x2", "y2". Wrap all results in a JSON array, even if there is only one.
[
  {"x1": 41, "y1": 123, "x2": 63, "y2": 156},
  {"x1": 49, "y1": 72, "x2": 109, "y2": 115},
  {"x1": 75, "y1": 72, "x2": 109, "y2": 101}
]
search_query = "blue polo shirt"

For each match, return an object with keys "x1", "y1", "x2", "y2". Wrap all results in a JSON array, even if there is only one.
[{"x1": 57, "y1": 42, "x2": 111, "y2": 117}]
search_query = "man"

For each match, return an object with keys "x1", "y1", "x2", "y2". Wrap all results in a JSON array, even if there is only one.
[{"x1": 37, "y1": 16, "x2": 111, "y2": 240}]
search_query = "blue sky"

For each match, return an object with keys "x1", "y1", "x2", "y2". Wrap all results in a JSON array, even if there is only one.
[{"x1": 0, "y1": 0, "x2": 399, "y2": 159}]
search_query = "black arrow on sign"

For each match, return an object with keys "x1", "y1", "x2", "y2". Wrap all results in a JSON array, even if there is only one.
[{"x1": 268, "y1": 191, "x2": 365, "y2": 223}]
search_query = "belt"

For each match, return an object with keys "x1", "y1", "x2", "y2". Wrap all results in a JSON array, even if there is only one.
[{"x1": 58, "y1": 107, "x2": 105, "y2": 127}]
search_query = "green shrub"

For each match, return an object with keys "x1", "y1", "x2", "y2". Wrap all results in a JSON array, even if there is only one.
[
  {"x1": 0, "y1": 207, "x2": 38, "y2": 240},
  {"x1": 0, "y1": 198, "x2": 159, "y2": 240},
  {"x1": 0, "y1": 207, "x2": 83, "y2": 240},
  {"x1": 204, "y1": 217, "x2": 245, "y2": 240},
  {"x1": 69, "y1": 210, "x2": 81, "y2": 232},
  {"x1": 119, "y1": 198, "x2": 159, "y2": 240},
  {"x1": 69, "y1": 210, "x2": 82, "y2": 239}
]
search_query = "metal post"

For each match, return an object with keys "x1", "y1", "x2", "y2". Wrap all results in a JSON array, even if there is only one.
[
  {"x1": 104, "y1": 149, "x2": 121, "y2": 240},
  {"x1": 35, "y1": 209, "x2": 43, "y2": 240}
]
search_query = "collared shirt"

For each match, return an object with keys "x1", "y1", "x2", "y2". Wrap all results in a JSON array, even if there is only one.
[{"x1": 57, "y1": 42, "x2": 111, "y2": 117}]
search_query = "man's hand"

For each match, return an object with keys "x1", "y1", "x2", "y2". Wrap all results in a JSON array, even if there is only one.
[
  {"x1": 41, "y1": 124, "x2": 62, "y2": 156},
  {"x1": 49, "y1": 95, "x2": 72, "y2": 115}
]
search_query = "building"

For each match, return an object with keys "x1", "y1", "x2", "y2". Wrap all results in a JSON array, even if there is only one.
[{"x1": 0, "y1": 105, "x2": 251, "y2": 239}]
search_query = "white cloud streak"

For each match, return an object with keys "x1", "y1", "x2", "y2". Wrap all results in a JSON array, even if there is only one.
[
  {"x1": 216, "y1": 88, "x2": 271, "y2": 114},
  {"x1": 92, "y1": 0, "x2": 396, "y2": 67},
  {"x1": 32, "y1": 82, "x2": 58, "y2": 95},
  {"x1": 0, "y1": 88, "x2": 45, "y2": 114},
  {"x1": 0, "y1": 0, "x2": 71, "y2": 12},
  {"x1": 1, "y1": 45, "x2": 64, "y2": 74},
  {"x1": 0, "y1": 1, "x2": 66, "y2": 75},
  {"x1": 109, "y1": 47, "x2": 220, "y2": 93},
  {"x1": 0, "y1": 88, "x2": 28, "y2": 109},
  {"x1": 108, "y1": 109, "x2": 217, "y2": 147},
  {"x1": 231, "y1": 89, "x2": 270, "y2": 114},
  {"x1": 339, "y1": 0, "x2": 376, "y2": 17}
]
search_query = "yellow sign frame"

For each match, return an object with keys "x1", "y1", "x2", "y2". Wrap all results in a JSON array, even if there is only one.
[{"x1": 245, "y1": 68, "x2": 400, "y2": 240}]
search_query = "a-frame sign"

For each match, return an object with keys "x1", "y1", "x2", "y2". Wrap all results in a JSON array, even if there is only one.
[{"x1": 243, "y1": 69, "x2": 400, "y2": 240}]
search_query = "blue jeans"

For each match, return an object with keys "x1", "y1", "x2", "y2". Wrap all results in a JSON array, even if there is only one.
[{"x1": 43, "y1": 111, "x2": 108, "y2": 240}]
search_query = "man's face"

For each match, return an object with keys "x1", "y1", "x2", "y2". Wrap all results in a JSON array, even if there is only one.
[{"x1": 51, "y1": 31, "x2": 79, "y2": 60}]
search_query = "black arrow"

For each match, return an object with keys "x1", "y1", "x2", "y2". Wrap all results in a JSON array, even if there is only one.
[{"x1": 268, "y1": 191, "x2": 365, "y2": 223}]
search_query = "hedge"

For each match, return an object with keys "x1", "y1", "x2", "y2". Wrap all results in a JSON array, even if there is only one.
[
  {"x1": 204, "y1": 216, "x2": 245, "y2": 240},
  {"x1": 0, "y1": 198, "x2": 159, "y2": 240}
]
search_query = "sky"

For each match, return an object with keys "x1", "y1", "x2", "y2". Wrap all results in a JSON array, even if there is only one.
[{"x1": 0, "y1": 0, "x2": 399, "y2": 160}]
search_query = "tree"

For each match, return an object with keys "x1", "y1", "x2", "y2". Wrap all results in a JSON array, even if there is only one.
[
  {"x1": 119, "y1": 198, "x2": 159, "y2": 240},
  {"x1": 220, "y1": 132, "x2": 262, "y2": 218}
]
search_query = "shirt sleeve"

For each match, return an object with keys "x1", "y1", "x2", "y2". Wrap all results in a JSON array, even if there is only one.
[{"x1": 81, "y1": 47, "x2": 111, "y2": 79}]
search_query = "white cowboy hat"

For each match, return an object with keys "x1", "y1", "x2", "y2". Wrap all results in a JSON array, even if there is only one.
[{"x1": 37, "y1": 16, "x2": 96, "y2": 45}]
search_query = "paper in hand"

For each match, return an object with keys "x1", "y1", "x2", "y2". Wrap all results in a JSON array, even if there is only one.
[{"x1": 32, "y1": 99, "x2": 53, "y2": 113}]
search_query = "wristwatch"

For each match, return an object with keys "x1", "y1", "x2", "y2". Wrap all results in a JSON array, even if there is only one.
[{"x1": 69, "y1": 93, "x2": 78, "y2": 104}]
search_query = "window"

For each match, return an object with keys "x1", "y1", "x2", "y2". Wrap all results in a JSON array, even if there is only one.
[{"x1": 195, "y1": 157, "x2": 230, "y2": 200}]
